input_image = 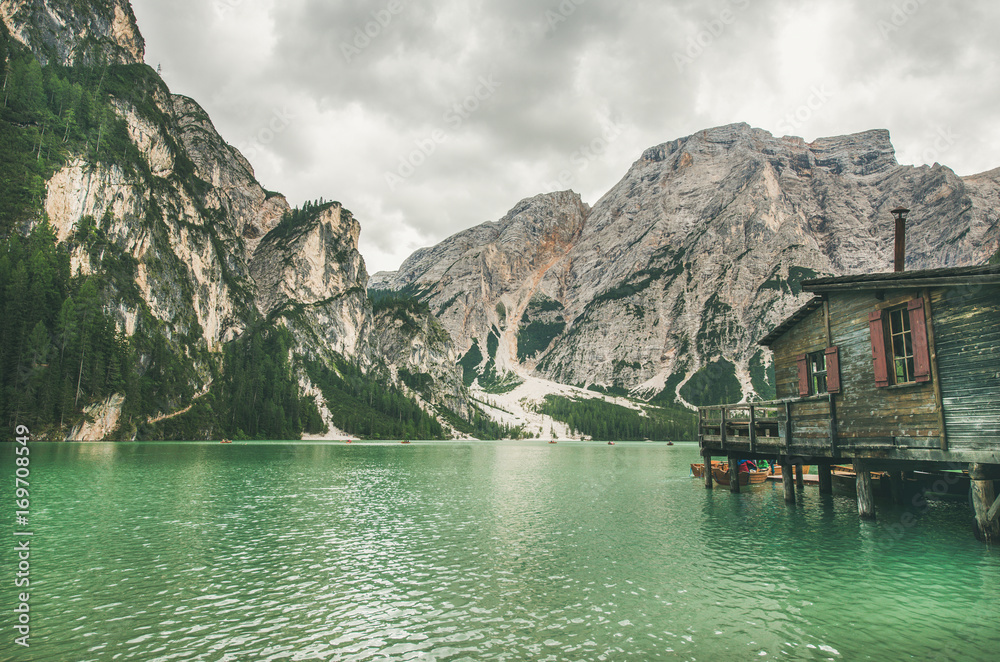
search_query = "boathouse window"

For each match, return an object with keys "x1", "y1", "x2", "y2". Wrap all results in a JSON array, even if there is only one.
[
  {"x1": 887, "y1": 307, "x2": 915, "y2": 383},
  {"x1": 868, "y1": 299, "x2": 932, "y2": 388},
  {"x1": 796, "y1": 347, "x2": 839, "y2": 396},
  {"x1": 808, "y1": 351, "x2": 827, "y2": 394}
]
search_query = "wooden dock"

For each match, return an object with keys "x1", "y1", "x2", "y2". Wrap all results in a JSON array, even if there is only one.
[{"x1": 698, "y1": 263, "x2": 1000, "y2": 542}]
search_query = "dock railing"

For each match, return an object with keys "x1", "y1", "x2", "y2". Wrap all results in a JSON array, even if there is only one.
[{"x1": 699, "y1": 394, "x2": 838, "y2": 456}]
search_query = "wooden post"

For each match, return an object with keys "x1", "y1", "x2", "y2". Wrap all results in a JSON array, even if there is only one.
[
  {"x1": 720, "y1": 406, "x2": 728, "y2": 448},
  {"x1": 704, "y1": 449, "x2": 713, "y2": 489},
  {"x1": 889, "y1": 471, "x2": 906, "y2": 505},
  {"x1": 818, "y1": 463, "x2": 832, "y2": 495},
  {"x1": 795, "y1": 462, "x2": 804, "y2": 488},
  {"x1": 784, "y1": 402, "x2": 792, "y2": 454},
  {"x1": 970, "y1": 464, "x2": 1000, "y2": 543},
  {"x1": 854, "y1": 460, "x2": 876, "y2": 520},
  {"x1": 823, "y1": 298, "x2": 833, "y2": 346},
  {"x1": 828, "y1": 393, "x2": 838, "y2": 457},
  {"x1": 749, "y1": 405, "x2": 757, "y2": 455},
  {"x1": 781, "y1": 457, "x2": 795, "y2": 504},
  {"x1": 729, "y1": 455, "x2": 741, "y2": 494},
  {"x1": 921, "y1": 290, "x2": 947, "y2": 451}
]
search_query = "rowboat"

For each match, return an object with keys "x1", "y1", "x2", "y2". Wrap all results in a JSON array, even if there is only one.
[
  {"x1": 690, "y1": 461, "x2": 767, "y2": 485},
  {"x1": 830, "y1": 465, "x2": 889, "y2": 493},
  {"x1": 712, "y1": 465, "x2": 770, "y2": 486},
  {"x1": 769, "y1": 464, "x2": 811, "y2": 478},
  {"x1": 690, "y1": 460, "x2": 723, "y2": 478}
]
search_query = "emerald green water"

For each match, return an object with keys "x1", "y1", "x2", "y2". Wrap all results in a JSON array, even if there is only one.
[{"x1": 2, "y1": 441, "x2": 998, "y2": 661}]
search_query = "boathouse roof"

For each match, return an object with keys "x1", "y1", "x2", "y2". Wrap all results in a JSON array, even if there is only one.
[
  {"x1": 800, "y1": 263, "x2": 1000, "y2": 292},
  {"x1": 758, "y1": 263, "x2": 1000, "y2": 347}
]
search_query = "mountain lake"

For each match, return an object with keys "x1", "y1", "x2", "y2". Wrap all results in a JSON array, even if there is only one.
[{"x1": 2, "y1": 440, "x2": 998, "y2": 661}]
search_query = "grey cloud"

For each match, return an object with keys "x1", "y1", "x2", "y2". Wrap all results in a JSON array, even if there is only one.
[{"x1": 130, "y1": 0, "x2": 1000, "y2": 272}]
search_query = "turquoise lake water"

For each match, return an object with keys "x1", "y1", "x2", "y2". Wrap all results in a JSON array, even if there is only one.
[{"x1": 1, "y1": 441, "x2": 998, "y2": 661}]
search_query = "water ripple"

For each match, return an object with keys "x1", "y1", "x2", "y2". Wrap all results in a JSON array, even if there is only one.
[{"x1": 2, "y1": 441, "x2": 999, "y2": 661}]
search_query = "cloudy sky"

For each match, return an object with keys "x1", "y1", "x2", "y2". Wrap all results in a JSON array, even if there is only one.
[{"x1": 129, "y1": 0, "x2": 1000, "y2": 274}]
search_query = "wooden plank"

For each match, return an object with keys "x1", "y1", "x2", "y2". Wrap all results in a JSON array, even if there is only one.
[
  {"x1": 933, "y1": 286, "x2": 1000, "y2": 450},
  {"x1": 797, "y1": 354, "x2": 809, "y2": 396},
  {"x1": 907, "y1": 297, "x2": 932, "y2": 383},
  {"x1": 806, "y1": 274, "x2": 1000, "y2": 291},
  {"x1": 868, "y1": 309, "x2": 890, "y2": 388},
  {"x1": 829, "y1": 392, "x2": 838, "y2": 456},
  {"x1": 854, "y1": 460, "x2": 876, "y2": 520},
  {"x1": 784, "y1": 402, "x2": 792, "y2": 453},
  {"x1": 824, "y1": 298, "x2": 832, "y2": 346}
]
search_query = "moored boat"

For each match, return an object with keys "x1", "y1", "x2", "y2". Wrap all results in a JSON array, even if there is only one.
[
  {"x1": 690, "y1": 460, "x2": 723, "y2": 478},
  {"x1": 711, "y1": 465, "x2": 770, "y2": 486}
]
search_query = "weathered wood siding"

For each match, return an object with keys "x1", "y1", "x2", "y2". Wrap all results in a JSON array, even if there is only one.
[
  {"x1": 826, "y1": 291, "x2": 940, "y2": 446},
  {"x1": 771, "y1": 307, "x2": 826, "y2": 401},
  {"x1": 770, "y1": 291, "x2": 942, "y2": 447},
  {"x1": 932, "y1": 285, "x2": 1000, "y2": 449}
]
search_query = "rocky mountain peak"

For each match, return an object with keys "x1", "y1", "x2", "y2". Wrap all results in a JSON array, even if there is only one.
[
  {"x1": 636, "y1": 123, "x2": 897, "y2": 180},
  {"x1": 382, "y1": 123, "x2": 999, "y2": 409},
  {"x1": 1, "y1": 0, "x2": 144, "y2": 66},
  {"x1": 371, "y1": 190, "x2": 588, "y2": 293},
  {"x1": 805, "y1": 128, "x2": 897, "y2": 177}
]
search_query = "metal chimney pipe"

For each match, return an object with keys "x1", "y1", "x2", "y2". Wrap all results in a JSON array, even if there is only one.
[{"x1": 891, "y1": 207, "x2": 909, "y2": 272}]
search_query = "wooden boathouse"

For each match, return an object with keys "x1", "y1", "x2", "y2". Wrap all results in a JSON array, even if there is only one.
[{"x1": 698, "y1": 259, "x2": 1000, "y2": 542}]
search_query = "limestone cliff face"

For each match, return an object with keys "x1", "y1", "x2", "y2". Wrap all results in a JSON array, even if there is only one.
[
  {"x1": 0, "y1": 0, "x2": 143, "y2": 66},
  {"x1": 5, "y1": 1, "x2": 473, "y2": 438},
  {"x1": 170, "y1": 96, "x2": 287, "y2": 258},
  {"x1": 378, "y1": 124, "x2": 1000, "y2": 407},
  {"x1": 250, "y1": 203, "x2": 369, "y2": 360},
  {"x1": 367, "y1": 306, "x2": 470, "y2": 422},
  {"x1": 371, "y1": 190, "x2": 589, "y2": 375},
  {"x1": 41, "y1": 89, "x2": 279, "y2": 354}
]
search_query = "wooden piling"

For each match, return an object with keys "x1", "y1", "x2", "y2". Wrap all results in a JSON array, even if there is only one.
[
  {"x1": 818, "y1": 463, "x2": 832, "y2": 495},
  {"x1": 970, "y1": 464, "x2": 1000, "y2": 543},
  {"x1": 729, "y1": 455, "x2": 741, "y2": 494},
  {"x1": 703, "y1": 450, "x2": 713, "y2": 489},
  {"x1": 854, "y1": 460, "x2": 875, "y2": 520},
  {"x1": 781, "y1": 458, "x2": 795, "y2": 504},
  {"x1": 889, "y1": 471, "x2": 906, "y2": 505},
  {"x1": 795, "y1": 463, "x2": 804, "y2": 488}
]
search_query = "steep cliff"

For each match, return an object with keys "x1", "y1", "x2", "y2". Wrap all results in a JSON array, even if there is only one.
[
  {"x1": 1, "y1": 0, "x2": 471, "y2": 439},
  {"x1": 250, "y1": 201, "x2": 368, "y2": 359},
  {"x1": 376, "y1": 124, "x2": 1000, "y2": 408},
  {"x1": 0, "y1": 0, "x2": 143, "y2": 66}
]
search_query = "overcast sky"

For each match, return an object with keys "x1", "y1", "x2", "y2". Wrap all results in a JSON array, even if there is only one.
[{"x1": 129, "y1": 0, "x2": 1000, "y2": 274}]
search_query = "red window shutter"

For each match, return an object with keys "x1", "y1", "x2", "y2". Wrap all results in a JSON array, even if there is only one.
[
  {"x1": 825, "y1": 346, "x2": 841, "y2": 393},
  {"x1": 908, "y1": 298, "x2": 931, "y2": 382},
  {"x1": 868, "y1": 310, "x2": 890, "y2": 387},
  {"x1": 797, "y1": 354, "x2": 809, "y2": 396}
]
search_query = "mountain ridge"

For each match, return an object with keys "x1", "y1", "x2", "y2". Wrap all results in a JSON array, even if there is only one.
[
  {"x1": 3, "y1": 1, "x2": 997, "y2": 440},
  {"x1": 375, "y1": 122, "x2": 1000, "y2": 409},
  {"x1": 0, "y1": 0, "x2": 477, "y2": 440}
]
